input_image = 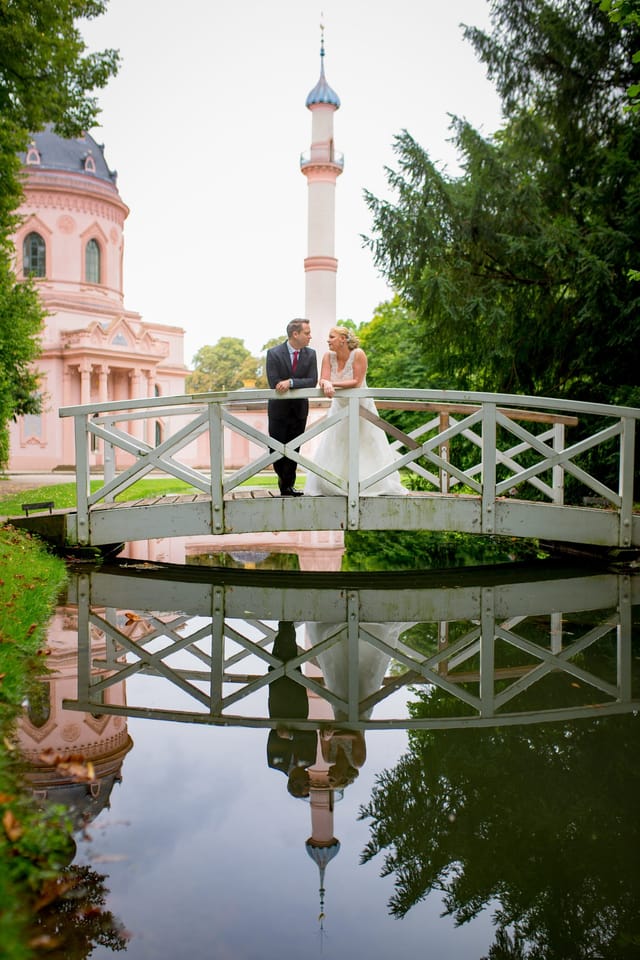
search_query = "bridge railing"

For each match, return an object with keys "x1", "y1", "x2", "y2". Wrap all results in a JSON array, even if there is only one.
[{"x1": 59, "y1": 387, "x2": 640, "y2": 545}]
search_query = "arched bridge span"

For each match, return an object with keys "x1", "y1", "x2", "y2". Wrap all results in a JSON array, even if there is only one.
[{"x1": 50, "y1": 387, "x2": 640, "y2": 553}]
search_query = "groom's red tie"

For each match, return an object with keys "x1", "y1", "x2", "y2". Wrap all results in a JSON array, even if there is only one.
[{"x1": 292, "y1": 350, "x2": 299, "y2": 372}]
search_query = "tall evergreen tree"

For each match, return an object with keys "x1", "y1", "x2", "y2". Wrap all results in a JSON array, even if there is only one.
[{"x1": 364, "y1": 0, "x2": 640, "y2": 407}]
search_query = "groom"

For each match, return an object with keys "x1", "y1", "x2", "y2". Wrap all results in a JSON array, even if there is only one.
[{"x1": 266, "y1": 318, "x2": 317, "y2": 496}]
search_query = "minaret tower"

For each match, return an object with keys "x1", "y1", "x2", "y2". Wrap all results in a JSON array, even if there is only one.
[{"x1": 300, "y1": 24, "x2": 343, "y2": 351}]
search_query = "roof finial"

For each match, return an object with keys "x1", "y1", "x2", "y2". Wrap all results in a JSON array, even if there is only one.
[{"x1": 305, "y1": 15, "x2": 340, "y2": 109}]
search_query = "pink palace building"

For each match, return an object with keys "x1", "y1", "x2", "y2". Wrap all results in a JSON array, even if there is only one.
[
  {"x1": 7, "y1": 126, "x2": 189, "y2": 473},
  {"x1": 7, "y1": 36, "x2": 342, "y2": 475}
]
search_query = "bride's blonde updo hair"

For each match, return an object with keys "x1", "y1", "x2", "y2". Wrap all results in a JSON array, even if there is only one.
[{"x1": 333, "y1": 325, "x2": 360, "y2": 350}]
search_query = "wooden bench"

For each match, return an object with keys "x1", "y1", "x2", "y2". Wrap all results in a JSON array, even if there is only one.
[{"x1": 22, "y1": 501, "x2": 54, "y2": 516}]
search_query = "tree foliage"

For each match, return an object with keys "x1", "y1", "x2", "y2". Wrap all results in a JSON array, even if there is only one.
[
  {"x1": 358, "y1": 297, "x2": 434, "y2": 389},
  {"x1": 187, "y1": 338, "x2": 256, "y2": 393},
  {"x1": 0, "y1": 0, "x2": 119, "y2": 239},
  {"x1": 0, "y1": 0, "x2": 119, "y2": 468},
  {"x1": 364, "y1": 0, "x2": 640, "y2": 409},
  {"x1": 597, "y1": 0, "x2": 640, "y2": 112},
  {"x1": 0, "y1": 262, "x2": 43, "y2": 465}
]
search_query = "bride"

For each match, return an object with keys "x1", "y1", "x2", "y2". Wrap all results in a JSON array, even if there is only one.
[{"x1": 305, "y1": 326, "x2": 407, "y2": 496}]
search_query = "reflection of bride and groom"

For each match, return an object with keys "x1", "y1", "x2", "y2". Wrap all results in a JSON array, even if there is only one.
[
  {"x1": 266, "y1": 618, "x2": 413, "y2": 798},
  {"x1": 267, "y1": 322, "x2": 408, "y2": 497},
  {"x1": 266, "y1": 621, "x2": 365, "y2": 799}
]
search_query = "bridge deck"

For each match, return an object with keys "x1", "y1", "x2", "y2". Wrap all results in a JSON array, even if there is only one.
[{"x1": 8, "y1": 487, "x2": 637, "y2": 556}]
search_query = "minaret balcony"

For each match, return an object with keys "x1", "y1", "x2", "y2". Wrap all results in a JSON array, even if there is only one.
[{"x1": 300, "y1": 148, "x2": 344, "y2": 171}]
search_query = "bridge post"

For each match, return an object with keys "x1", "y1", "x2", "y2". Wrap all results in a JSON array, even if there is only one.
[
  {"x1": 347, "y1": 396, "x2": 360, "y2": 530},
  {"x1": 210, "y1": 585, "x2": 225, "y2": 714},
  {"x1": 74, "y1": 414, "x2": 90, "y2": 545},
  {"x1": 480, "y1": 587, "x2": 495, "y2": 717},
  {"x1": 618, "y1": 576, "x2": 632, "y2": 701},
  {"x1": 552, "y1": 422, "x2": 565, "y2": 505},
  {"x1": 209, "y1": 403, "x2": 225, "y2": 534},
  {"x1": 481, "y1": 403, "x2": 497, "y2": 534},
  {"x1": 76, "y1": 574, "x2": 90, "y2": 701},
  {"x1": 103, "y1": 417, "x2": 116, "y2": 503},
  {"x1": 439, "y1": 411, "x2": 450, "y2": 493},
  {"x1": 619, "y1": 417, "x2": 635, "y2": 547},
  {"x1": 347, "y1": 591, "x2": 359, "y2": 721}
]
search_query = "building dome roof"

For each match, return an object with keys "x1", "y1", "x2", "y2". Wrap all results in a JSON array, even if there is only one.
[
  {"x1": 305, "y1": 38, "x2": 340, "y2": 109},
  {"x1": 20, "y1": 124, "x2": 118, "y2": 184}
]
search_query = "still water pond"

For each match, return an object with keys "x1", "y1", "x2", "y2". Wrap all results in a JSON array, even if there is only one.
[{"x1": 17, "y1": 535, "x2": 640, "y2": 959}]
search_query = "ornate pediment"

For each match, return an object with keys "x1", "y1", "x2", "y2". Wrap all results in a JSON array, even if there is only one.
[{"x1": 60, "y1": 316, "x2": 170, "y2": 358}]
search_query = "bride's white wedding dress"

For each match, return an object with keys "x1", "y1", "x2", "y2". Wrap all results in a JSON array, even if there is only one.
[{"x1": 305, "y1": 351, "x2": 407, "y2": 496}]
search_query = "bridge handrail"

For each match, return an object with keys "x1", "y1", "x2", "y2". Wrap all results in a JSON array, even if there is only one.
[{"x1": 59, "y1": 386, "x2": 640, "y2": 421}]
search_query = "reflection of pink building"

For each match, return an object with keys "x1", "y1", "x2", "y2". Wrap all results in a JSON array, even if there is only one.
[
  {"x1": 16, "y1": 606, "x2": 133, "y2": 827},
  {"x1": 8, "y1": 127, "x2": 188, "y2": 472}
]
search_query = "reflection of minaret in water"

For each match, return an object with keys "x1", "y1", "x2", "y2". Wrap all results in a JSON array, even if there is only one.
[
  {"x1": 16, "y1": 605, "x2": 133, "y2": 829},
  {"x1": 302, "y1": 618, "x2": 414, "y2": 924},
  {"x1": 305, "y1": 674, "x2": 341, "y2": 925}
]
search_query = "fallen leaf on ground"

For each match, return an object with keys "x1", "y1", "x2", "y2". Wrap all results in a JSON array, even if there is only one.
[{"x1": 3, "y1": 809, "x2": 22, "y2": 841}]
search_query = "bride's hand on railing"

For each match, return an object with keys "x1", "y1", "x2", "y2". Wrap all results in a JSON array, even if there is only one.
[{"x1": 319, "y1": 379, "x2": 335, "y2": 398}]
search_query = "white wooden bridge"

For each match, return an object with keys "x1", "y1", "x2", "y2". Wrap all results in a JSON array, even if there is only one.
[{"x1": 43, "y1": 387, "x2": 640, "y2": 552}]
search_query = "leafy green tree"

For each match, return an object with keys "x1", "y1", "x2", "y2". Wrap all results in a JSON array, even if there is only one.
[
  {"x1": 364, "y1": 1, "x2": 640, "y2": 411},
  {"x1": 254, "y1": 336, "x2": 285, "y2": 388},
  {"x1": 0, "y1": 0, "x2": 119, "y2": 468},
  {"x1": 597, "y1": 0, "x2": 640, "y2": 112},
  {"x1": 187, "y1": 338, "x2": 255, "y2": 392},
  {"x1": 0, "y1": 1, "x2": 119, "y2": 139},
  {"x1": 261, "y1": 336, "x2": 284, "y2": 352},
  {"x1": 0, "y1": 263, "x2": 43, "y2": 466},
  {"x1": 0, "y1": 0, "x2": 119, "y2": 242},
  {"x1": 358, "y1": 297, "x2": 434, "y2": 389}
]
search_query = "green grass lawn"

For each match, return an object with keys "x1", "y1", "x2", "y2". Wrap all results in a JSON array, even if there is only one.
[{"x1": 0, "y1": 474, "x2": 280, "y2": 516}]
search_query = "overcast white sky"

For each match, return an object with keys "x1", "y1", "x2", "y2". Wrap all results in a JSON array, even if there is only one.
[{"x1": 81, "y1": 0, "x2": 502, "y2": 366}]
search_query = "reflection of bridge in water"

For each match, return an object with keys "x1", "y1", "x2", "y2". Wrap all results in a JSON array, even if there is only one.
[{"x1": 64, "y1": 562, "x2": 640, "y2": 730}]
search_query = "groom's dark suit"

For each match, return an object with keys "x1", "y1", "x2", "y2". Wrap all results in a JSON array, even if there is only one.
[{"x1": 266, "y1": 341, "x2": 317, "y2": 493}]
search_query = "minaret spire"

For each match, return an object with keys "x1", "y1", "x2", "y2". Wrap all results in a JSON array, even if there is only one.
[
  {"x1": 319, "y1": 15, "x2": 326, "y2": 77},
  {"x1": 300, "y1": 22, "x2": 343, "y2": 351},
  {"x1": 306, "y1": 830, "x2": 341, "y2": 931}
]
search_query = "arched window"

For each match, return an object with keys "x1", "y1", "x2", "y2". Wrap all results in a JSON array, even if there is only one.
[
  {"x1": 27, "y1": 682, "x2": 51, "y2": 728},
  {"x1": 23, "y1": 232, "x2": 46, "y2": 277},
  {"x1": 26, "y1": 143, "x2": 41, "y2": 165},
  {"x1": 85, "y1": 238, "x2": 101, "y2": 283}
]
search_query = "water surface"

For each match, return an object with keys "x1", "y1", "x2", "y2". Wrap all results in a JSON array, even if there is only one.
[{"x1": 17, "y1": 538, "x2": 640, "y2": 959}]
